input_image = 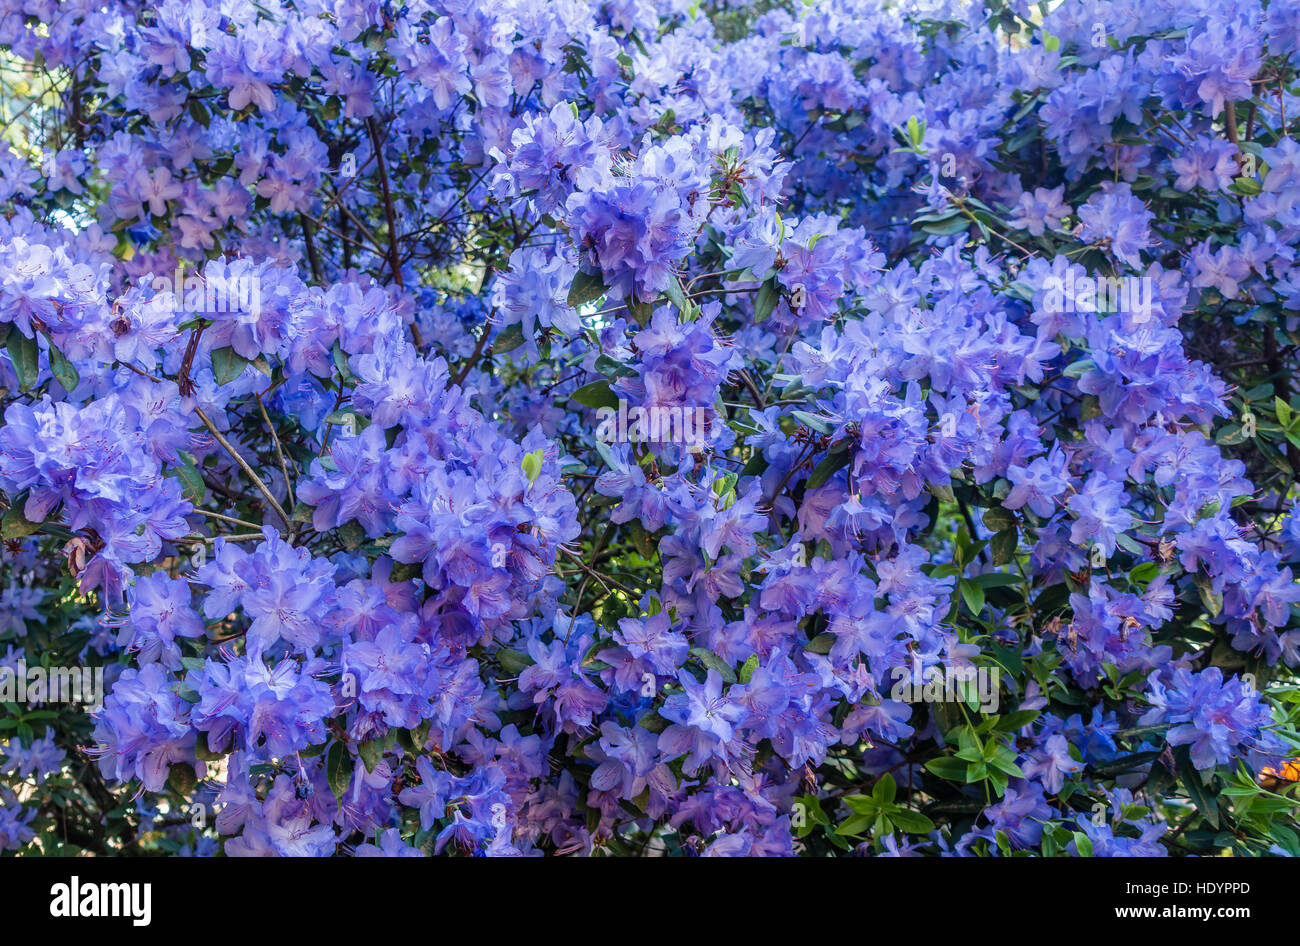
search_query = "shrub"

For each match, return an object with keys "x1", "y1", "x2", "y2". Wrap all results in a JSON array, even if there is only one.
[{"x1": 0, "y1": 0, "x2": 1298, "y2": 857}]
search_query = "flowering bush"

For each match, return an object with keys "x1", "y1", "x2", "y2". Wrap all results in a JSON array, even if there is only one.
[{"x1": 0, "y1": 0, "x2": 1299, "y2": 858}]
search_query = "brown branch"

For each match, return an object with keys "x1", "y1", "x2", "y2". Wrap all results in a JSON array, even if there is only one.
[
  {"x1": 193, "y1": 405, "x2": 292, "y2": 535},
  {"x1": 298, "y1": 211, "x2": 323, "y2": 282},
  {"x1": 366, "y1": 115, "x2": 423, "y2": 348},
  {"x1": 256, "y1": 390, "x2": 296, "y2": 509},
  {"x1": 452, "y1": 320, "x2": 493, "y2": 387}
]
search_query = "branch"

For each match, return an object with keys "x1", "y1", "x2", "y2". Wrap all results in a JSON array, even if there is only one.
[
  {"x1": 256, "y1": 390, "x2": 296, "y2": 510},
  {"x1": 366, "y1": 115, "x2": 423, "y2": 348},
  {"x1": 193, "y1": 405, "x2": 292, "y2": 535}
]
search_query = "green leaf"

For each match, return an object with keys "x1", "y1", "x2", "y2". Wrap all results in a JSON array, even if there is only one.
[
  {"x1": 1174, "y1": 746, "x2": 1219, "y2": 828},
  {"x1": 498, "y1": 648, "x2": 535, "y2": 675},
  {"x1": 738, "y1": 654, "x2": 759, "y2": 684},
  {"x1": 989, "y1": 755, "x2": 1025, "y2": 778},
  {"x1": 357, "y1": 737, "x2": 387, "y2": 773},
  {"x1": 990, "y1": 529, "x2": 1017, "y2": 566},
  {"x1": 326, "y1": 742, "x2": 353, "y2": 801},
  {"x1": 753, "y1": 279, "x2": 778, "y2": 321},
  {"x1": 975, "y1": 572, "x2": 1021, "y2": 589},
  {"x1": 628, "y1": 519, "x2": 655, "y2": 559},
  {"x1": 959, "y1": 578, "x2": 985, "y2": 616},
  {"x1": 791, "y1": 410, "x2": 834, "y2": 434},
  {"x1": 1194, "y1": 573, "x2": 1222, "y2": 618},
  {"x1": 982, "y1": 506, "x2": 1017, "y2": 532},
  {"x1": 805, "y1": 448, "x2": 851, "y2": 489},
  {"x1": 194, "y1": 731, "x2": 224, "y2": 762},
  {"x1": 841, "y1": 794, "x2": 877, "y2": 815},
  {"x1": 804, "y1": 632, "x2": 835, "y2": 655},
  {"x1": 921, "y1": 216, "x2": 971, "y2": 237},
  {"x1": 7, "y1": 330, "x2": 38, "y2": 391},
  {"x1": 928, "y1": 482, "x2": 955, "y2": 503},
  {"x1": 924, "y1": 757, "x2": 969, "y2": 781},
  {"x1": 664, "y1": 277, "x2": 693, "y2": 317},
  {"x1": 521, "y1": 448, "x2": 543, "y2": 484},
  {"x1": 211, "y1": 346, "x2": 250, "y2": 385},
  {"x1": 330, "y1": 341, "x2": 356, "y2": 384},
  {"x1": 569, "y1": 380, "x2": 620, "y2": 410},
  {"x1": 1062, "y1": 358, "x2": 1095, "y2": 379},
  {"x1": 567, "y1": 269, "x2": 607, "y2": 308},
  {"x1": 888, "y1": 809, "x2": 936, "y2": 834},
  {"x1": 167, "y1": 762, "x2": 198, "y2": 796},
  {"x1": 1215, "y1": 422, "x2": 1248, "y2": 447},
  {"x1": 1275, "y1": 397, "x2": 1294, "y2": 428},
  {"x1": 993, "y1": 710, "x2": 1041, "y2": 731},
  {"x1": 1128, "y1": 562, "x2": 1159, "y2": 585},
  {"x1": 46, "y1": 338, "x2": 79, "y2": 394},
  {"x1": 491, "y1": 323, "x2": 526, "y2": 355},
  {"x1": 1086, "y1": 750, "x2": 1163, "y2": 779},
  {"x1": 689, "y1": 647, "x2": 737, "y2": 684},
  {"x1": 594, "y1": 353, "x2": 637, "y2": 380},
  {"x1": 0, "y1": 500, "x2": 40, "y2": 540},
  {"x1": 170, "y1": 460, "x2": 206, "y2": 505},
  {"x1": 834, "y1": 813, "x2": 873, "y2": 836},
  {"x1": 793, "y1": 794, "x2": 829, "y2": 836},
  {"x1": 338, "y1": 519, "x2": 366, "y2": 550},
  {"x1": 188, "y1": 99, "x2": 211, "y2": 127},
  {"x1": 872, "y1": 773, "x2": 897, "y2": 806}
]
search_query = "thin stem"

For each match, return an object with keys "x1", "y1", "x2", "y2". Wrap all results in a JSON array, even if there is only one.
[
  {"x1": 194, "y1": 509, "x2": 264, "y2": 531},
  {"x1": 366, "y1": 115, "x2": 423, "y2": 348},
  {"x1": 256, "y1": 391, "x2": 296, "y2": 510},
  {"x1": 194, "y1": 405, "x2": 292, "y2": 535},
  {"x1": 453, "y1": 318, "x2": 493, "y2": 387},
  {"x1": 177, "y1": 532, "x2": 264, "y2": 545}
]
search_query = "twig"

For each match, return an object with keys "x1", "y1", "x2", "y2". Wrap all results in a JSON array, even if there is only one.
[
  {"x1": 256, "y1": 391, "x2": 296, "y2": 509},
  {"x1": 452, "y1": 320, "x2": 493, "y2": 387},
  {"x1": 736, "y1": 369, "x2": 766, "y2": 409},
  {"x1": 176, "y1": 532, "x2": 265, "y2": 545},
  {"x1": 194, "y1": 509, "x2": 264, "y2": 531},
  {"x1": 298, "y1": 211, "x2": 323, "y2": 282},
  {"x1": 193, "y1": 405, "x2": 292, "y2": 534},
  {"x1": 366, "y1": 115, "x2": 423, "y2": 348}
]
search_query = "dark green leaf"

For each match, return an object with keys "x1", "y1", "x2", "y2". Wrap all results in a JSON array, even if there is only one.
[
  {"x1": 46, "y1": 339, "x2": 79, "y2": 394},
  {"x1": 7, "y1": 330, "x2": 38, "y2": 391},
  {"x1": 491, "y1": 323, "x2": 526, "y2": 355},
  {"x1": 569, "y1": 380, "x2": 619, "y2": 410},
  {"x1": 326, "y1": 742, "x2": 353, "y2": 801},
  {"x1": 211, "y1": 346, "x2": 250, "y2": 386},
  {"x1": 805, "y1": 449, "x2": 851, "y2": 489},
  {"x1": 567, "y1": 269, "x2": 607, "y2": 308},
  {"x1": 689, "y1": 647, "x2": 737, "y2": 684},
  {"x1": 990, "y1": 528, "x2": 1017, "y2": 566},
  {"x1": 924, "y1": 757, "x2": 969, "y2": 781},
  {"x1": 888, "y1": 809, "x2": 936, "y2": 834}
]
